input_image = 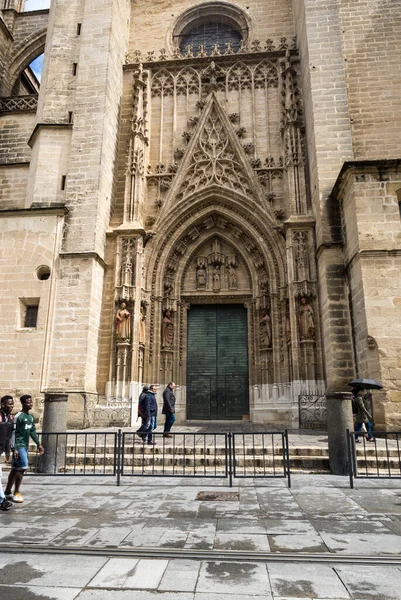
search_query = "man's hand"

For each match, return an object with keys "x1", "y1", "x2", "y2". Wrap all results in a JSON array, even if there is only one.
[
  {"x1": 5, "y1": 454, "x2": 10, "y2": 463},
  {"x1": 13, "y1": 449, "x2": 19, "y2": 459},
  {"x1": 38, "y1": 445, "x2": 45, "y2": 456}
]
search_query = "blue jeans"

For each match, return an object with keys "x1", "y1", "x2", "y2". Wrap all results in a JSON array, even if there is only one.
[
  {"x1": 355, "y1": 420, "x2": 373, "y2": 440},
  {"x1": 11, "y1": 447, "x2": 29, "y2": 470},
  {"x1": 139, "y1": 415, "x2": 157, "y2": 442},
  {"x1": 164, "y1": 413, "x2": 176, "y2": 433}
]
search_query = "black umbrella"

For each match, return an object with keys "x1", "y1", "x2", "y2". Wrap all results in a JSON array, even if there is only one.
[{"x1": 348, "y1": 378, "x2": 383, "y2": 390}]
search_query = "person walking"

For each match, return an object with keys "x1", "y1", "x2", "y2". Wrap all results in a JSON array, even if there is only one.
[
  {"x1": 136, "y1": 385, "x2": 149, "y2": 441},
  {"x1": 354, "y1": 388, "x2": 375, "y2": 442},
  {"x1": 139, "y1": 385, "x2": 158, "y2": 445},
  {"x1": 0, "y1": 395, "x2": 14, "y2": 511},
  {"x1": 162, "y1": 382, "x2": 176, "y2": 438},
  {"x1": 5, "y1": 395, "x2": 44, "y2": 503}
]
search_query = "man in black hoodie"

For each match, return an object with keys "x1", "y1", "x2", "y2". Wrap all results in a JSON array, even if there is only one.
[
  {"x1": 139, "y1": 385, "x2": 158, "y2": 445},
  {"x1": 0, "y1": 395, "x2": 14, "y2": 511},
  {"x1": 162, "y1": 382, "x2": 176, "y2": 438}
]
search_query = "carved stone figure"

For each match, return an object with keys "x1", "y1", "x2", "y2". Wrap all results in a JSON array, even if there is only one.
[
  {"x1": 259, "y1": 309, "x2": 272, "y2": 347},
  {"x1": 212, "y1": 265, "x2": 221, "y2": 292},
  {"x1": 116, "y1": 302, "x2": 131, "y2": 340},
  {"x1": 139, "y1": 302, "x2": 146, "y2": 345},
  {"x1": 196, "y1": 265, "x2": 207, "y2": 289},
  {"x1": 298, "y1": 297, "x2": 315, "y2": 340},
  {"x1": 161, "y1": 309, "x2": 174, "y2": 349},
  {"x1": 285, "y1": 309, "x2": 291, "y2": 345},
  {"x1": 227, "y1": 265, "x2": 237, "y2": 289}
]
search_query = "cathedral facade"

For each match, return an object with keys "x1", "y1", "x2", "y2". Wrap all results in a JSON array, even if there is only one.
[{"x1": 1, "y1": 0, "x2": 400, "y2": 429}]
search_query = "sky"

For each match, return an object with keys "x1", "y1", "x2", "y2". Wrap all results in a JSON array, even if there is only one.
[
  {"x1": 24, "y1": 0, "x2": 50, "y2": 10},
  {"x1": 30, "y1": 54, "x2": 44, "y2": 81}
]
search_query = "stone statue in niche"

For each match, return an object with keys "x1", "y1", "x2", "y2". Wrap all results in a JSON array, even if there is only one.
[
  {"x1": 196, "y1": 256, "x2": 207, "y2": 289},
  {"x1": 285, "y1": 309, "x2": 291, "y2": 345},
  {"x1": 116, "y1": 302, "x2": 131, "y2": 340},
  {"x1": 212, "y1": 265, "x2": 221, "y2": 292},
  {"x1": 161, "y1": 309, "x2": 174, "y2": 349},
  {"x1": 259, "y1": 309, "x2": 272, "y2": 348},
  {"x1": 139, "y1": 302, "x2": 147, "y2": 345},
  {"x1": 227, "y1": 265, "x2": 237, "y2": 289},
  {"x1": 298, "y1": 297, "x2": 315, "y2": 340},
  {"x1": 294, "y1": 231, "x2": 310, "y2": 281},
  {"x1": 196, "y1": 265, "x2": 207, "y2": 289},
  {"x1": 226, "y1": 255, "x2": 238, "y2": 290}
]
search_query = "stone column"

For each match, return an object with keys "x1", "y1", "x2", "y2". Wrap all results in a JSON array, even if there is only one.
[
  {"x1": 38, "y1": 393, "x2": 68, "y2": 474},
  {"x1": 326, "y1": 390, "x2": 353, "y2": 475}
]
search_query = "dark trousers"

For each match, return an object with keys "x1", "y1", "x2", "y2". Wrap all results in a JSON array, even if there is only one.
[
  {"x1": 137, "y1": 415, "x2": 157, "y2": 442},
  {"x1": 164, "y1": 413, "x2": 176, "y2": 433},
  {"x1": 355, "y1": 420, "x2": 373, "y2": 440}
]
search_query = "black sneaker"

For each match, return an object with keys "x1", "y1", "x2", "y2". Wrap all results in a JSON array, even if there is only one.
[
  {"x1": 147, "y1": 441, "x2": 156, "y2": 445},
  {"x1": 0, "y1": 499, "x2": 13, "y2": 511}
]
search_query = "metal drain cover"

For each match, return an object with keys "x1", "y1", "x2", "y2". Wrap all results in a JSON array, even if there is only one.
[{"x1": 196, "y1": 491, "x2": 239, "y2": 501}]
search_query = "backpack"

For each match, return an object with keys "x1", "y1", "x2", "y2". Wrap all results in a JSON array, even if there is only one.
[{"x1": 0, "y1": 412, "x2": 14, "y2": 452}]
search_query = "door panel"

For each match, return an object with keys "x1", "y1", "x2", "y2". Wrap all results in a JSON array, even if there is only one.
[{"x1": 187, "y1": 305, "x2": 249, "y2": 420}]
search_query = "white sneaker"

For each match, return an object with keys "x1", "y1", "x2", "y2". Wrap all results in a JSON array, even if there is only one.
[{"x1": 9, "y1": 492, "x2": 24, "y2": 503}]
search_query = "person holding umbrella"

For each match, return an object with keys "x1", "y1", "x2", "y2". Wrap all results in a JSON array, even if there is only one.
[
  {"x1": 349, "y1": 379, "x2": 382, "y2": 443},
  {"x1": 353, "y1": 388, "x2": 375, "y2": 442}
]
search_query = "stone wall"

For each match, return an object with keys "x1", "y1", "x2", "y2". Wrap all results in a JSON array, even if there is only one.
[
  {"x1": 0, "y1": 208, "x2": 64, "y2": 415},
  {"x1": 339, "y1": 0, "x2": 401, "y2": 160},
  {"x1": 292, "y1": 0, "x2": 355, "y2": 391},
  {"x1": 129, "y1": 0, "x2": 294, "y2": 56},
  {"x1": 0, "y1": 163, "x2": 29, "y2": 208},
  {"x1": 0, "y1": 111, "x2": 34, "y2": 164},
  {"x1": 339, "y1": 163, "x2": 401, "y2": 428}
]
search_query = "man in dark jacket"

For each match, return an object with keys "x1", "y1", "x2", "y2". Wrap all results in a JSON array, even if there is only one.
[
  {"x1": 139, "y1": 385, "x2": 158, "y2": 445},
  {"x1": 162, "y1": 382, "x2": 176, "y2": 438},
  {"x1": 0, "y1": 395, "x2": 14, "y2": 511}
]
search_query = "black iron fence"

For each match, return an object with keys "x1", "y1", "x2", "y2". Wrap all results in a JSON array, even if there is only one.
[
  {"x1": 347, "y1": 429, "x2": 401, "y2": 489},
  {"x1": 24, "y1": 429, "x2": 291, "y2": 487},
  {"x1": 27, "y1": 431, "x2": 119, "y2": 477},
  {"x1": 232, "y1": 432, "x2": 291, "y2": 487}
]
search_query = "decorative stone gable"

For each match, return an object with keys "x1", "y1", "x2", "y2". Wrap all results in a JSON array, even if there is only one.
[{"x1": 169, "y1": 93, "x2": 262, "y2": 204}]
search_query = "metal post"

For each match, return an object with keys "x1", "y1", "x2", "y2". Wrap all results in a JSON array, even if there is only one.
[
  {"x1": 285, "y1": 429, "x2": 291, "y2": 488},
  {"x1": 38, "y1": 393, "x2": 68, "y2": 474},
  {"x1": 228, "y1": 433, "x2": 233, "y2": 488},
  {"x1": 346, "y1": 428, "x2": 354, "y2": 489},
  {"x1": 326, "y1": 390, "x2": 354, "y2": 475},
  {"x1": 116, "y1": 429, "x2": 122, "y2": 486}
]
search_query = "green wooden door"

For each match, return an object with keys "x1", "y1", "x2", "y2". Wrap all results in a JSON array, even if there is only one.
[{"x1": 187, "y1": 305, "x2": 249, "y2": 420}]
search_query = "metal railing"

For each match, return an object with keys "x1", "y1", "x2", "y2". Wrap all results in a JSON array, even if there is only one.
[
  {"x1": 347, "y1": 429, "x2": 401, "y2": 488},
  {"x1": 232, "y1": 432, "x2": 291, "y2": 487},
  {"x1": 23, "y1": 429, "x2": 291, "y2": 487},
  {"x1": 120, "y1": 431, "x2": 230, "y2": 485},
  {"x1": 27, "y1": 431, "x2": 119, "y2": 477}
]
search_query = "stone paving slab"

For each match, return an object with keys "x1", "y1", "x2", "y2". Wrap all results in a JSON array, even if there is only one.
[
  {"x1": 0, "y1": 474, "x2": 401, "y2": 598},
  {"x1": 1, "y1": 559, "x2": 401, "y2": 599}
]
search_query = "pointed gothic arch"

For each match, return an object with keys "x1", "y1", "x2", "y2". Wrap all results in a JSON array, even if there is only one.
[{"x1": 8, "y1": 29, "x2": 47, "y2": 94}]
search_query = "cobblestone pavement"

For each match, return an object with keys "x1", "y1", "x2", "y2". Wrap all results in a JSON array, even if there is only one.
[{"x1": 1, "y1": 473, "x2": 401, "y2": 599}]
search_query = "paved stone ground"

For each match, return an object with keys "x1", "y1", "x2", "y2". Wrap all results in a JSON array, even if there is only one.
[{"x1": 1, "y1": 473, "x2": 401, "y2": 598}]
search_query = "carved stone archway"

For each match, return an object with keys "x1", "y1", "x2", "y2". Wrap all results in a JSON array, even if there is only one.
[{"x1": 143, "y1": 197, "x2": 298, "y2": 422}]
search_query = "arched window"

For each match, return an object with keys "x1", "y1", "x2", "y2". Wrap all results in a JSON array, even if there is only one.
[
  {"x1": 172, "y1": 2, "x2": 250, "y2": 57},
  {"x1": 179, "y1": 22, "x2": 242, "y2": 55}
]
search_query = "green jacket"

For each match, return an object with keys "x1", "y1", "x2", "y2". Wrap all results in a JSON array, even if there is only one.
[
  {"x1": 12, "y1": 411, "x2": 40, "y2": 449},
  {"x1": 355, "y1": 396, "x2": 372, "y2": 423}
]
